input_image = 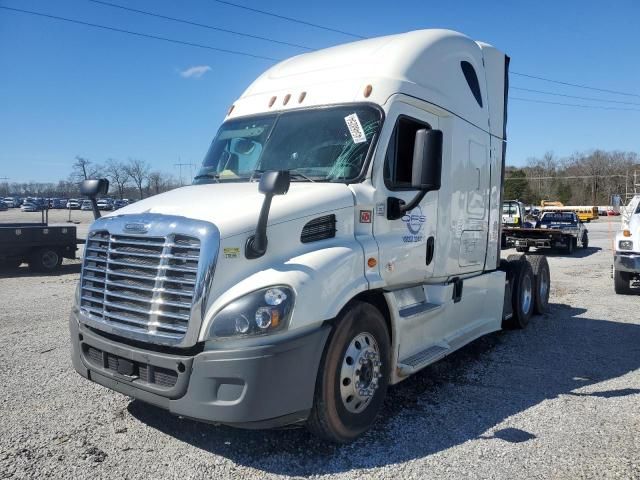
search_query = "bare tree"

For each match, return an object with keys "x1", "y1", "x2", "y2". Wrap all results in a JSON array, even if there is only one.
[
  {"x1": 71, "y1": 156, "x2": 102, "y2": 182},
  {"x1": 125, "y1": 158, "x2": 150, "y2": 199},
  {"x1": 104, "y1": 159, "x2": 131, "y2": 199}
]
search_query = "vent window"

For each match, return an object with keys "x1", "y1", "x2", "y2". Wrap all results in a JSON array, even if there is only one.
[
  {"x1": 301, "y1": 215, "x2": 337, "y2": 243},
  {"x1": 461, "y1": 61, "x2": 483, "y2": 108}
]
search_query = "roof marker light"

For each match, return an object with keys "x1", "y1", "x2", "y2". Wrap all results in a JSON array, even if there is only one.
[
  {"x1": 363, "y1": 84, "x2": 373, "y2": 98},
  {"x1": 283, "y1": 94, "x2": 291, "y2": 105},
  {"x1": 623, "y1": 229, "x2": 631, "y2": 237},
  {"x1": 268, "y1": 96, "x2": 277, "y2": 107},
  {"x1": 298, "y1": 91, "x2": 307, "y2": 103}
]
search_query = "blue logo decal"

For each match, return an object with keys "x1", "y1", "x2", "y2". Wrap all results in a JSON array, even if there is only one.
[{"x1": 401, "y1": 206, "x2": 426, "y2": 243}]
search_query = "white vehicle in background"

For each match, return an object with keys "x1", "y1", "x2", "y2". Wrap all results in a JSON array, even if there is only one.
[
  {"x1": 70, "y1": 29, "x2": 551, "y2": 442},
  {"x1": 614, "y1": 195, "x2": 640, "y2": 294},
  {"x1": 67, "y1": 199, "x2": 81, "y2": 210},
  {"x1": 96, "y1": 199, "x2": 113, "y2": 211},
  {"x1": 3, "y1": 197, "x2": 17, "y2": 208},
  {"x1": 502, "y1": 200, "x2": 527, "y2": 227},
  {"x1": 80, "y1": 200, "x2": 93, "y2": 211}
]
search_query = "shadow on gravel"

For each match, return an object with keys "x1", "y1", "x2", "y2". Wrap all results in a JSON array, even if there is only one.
[
  {"x1": 128, "y1": 303, "x2": 640, "y2": 476},
  {"x1": 0, "y1": 263, "x2": 81, "y2": 278}
]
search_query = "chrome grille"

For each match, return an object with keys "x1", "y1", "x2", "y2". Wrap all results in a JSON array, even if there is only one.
[{"x1": 80, "y1": 230, "x2": 201, "y2": 342}]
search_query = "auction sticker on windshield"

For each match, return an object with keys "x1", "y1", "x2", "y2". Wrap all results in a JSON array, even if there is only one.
[{"x1": 344, "y1": 113, "x2": 367, "y2": 144}]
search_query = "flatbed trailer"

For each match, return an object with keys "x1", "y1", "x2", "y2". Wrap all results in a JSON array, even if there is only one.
[
  {"x1": 0, "y1": 209, "x2": 84, "y2": 271},
  {"x1": 503, "y1": 226, "x2": 577, "y2": 254}
]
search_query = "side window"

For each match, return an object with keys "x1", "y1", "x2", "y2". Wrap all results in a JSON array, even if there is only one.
[
  {"x1": 461, "y1": 61, "x2": 483, "y2": 108},
  {"x1": 384, "y1": 116, "x2": 431, "y2": 190}
]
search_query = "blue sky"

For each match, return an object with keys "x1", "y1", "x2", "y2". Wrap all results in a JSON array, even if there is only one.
[{"x1": 1, "y1": 0, "x2": 639, "y2": 183}]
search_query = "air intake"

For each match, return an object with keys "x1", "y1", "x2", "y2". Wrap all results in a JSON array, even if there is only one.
[{"x1": 301, "y1": 215, "x2": 337, "y2": 243}]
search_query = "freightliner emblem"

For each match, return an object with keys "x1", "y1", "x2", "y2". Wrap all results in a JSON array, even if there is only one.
[{"x1": 124, "y1": 222, "x2": 150, "y2": 234}]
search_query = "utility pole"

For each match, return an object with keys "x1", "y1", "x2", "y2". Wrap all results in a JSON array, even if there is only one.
[{"x1": 174, "y1": 160, "x2": 196, "y2": 186}]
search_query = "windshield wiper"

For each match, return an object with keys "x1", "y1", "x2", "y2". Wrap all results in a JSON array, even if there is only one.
[
  {"x1": 289, "y1": 170, "x2": 315, "y2": 182},
  {"x1": 252, "y1": 169, "x2": 316, "y2": 182},
  {"x1": 193, "y1": 173, "x2": 220, "y2": 182}
]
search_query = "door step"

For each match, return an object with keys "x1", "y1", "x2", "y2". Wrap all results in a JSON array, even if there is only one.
[
  {"x1": 399, "y1": 301, "x2": 441, "y2": 318},
  {"x1": 397, "y1": 344, "x2": 450, "y2": 376}
]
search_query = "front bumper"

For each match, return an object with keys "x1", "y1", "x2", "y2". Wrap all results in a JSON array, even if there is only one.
[
  {"x1": 70, "y1": 309, "x2": 331, "y2": 428},
  {"x1": 614, "y1": 252, "x2": 640, "y2": 274}
]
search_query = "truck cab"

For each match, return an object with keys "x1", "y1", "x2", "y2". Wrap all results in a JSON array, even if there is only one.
[
  {"x1": 614, "y1": 195, "x2": 640, "y2": 294},
  {"x1": 502, "y1": 200, "x2": 527, "y2": 227},
  {"x1": 70, "y1": 29, "x2": 547, "y2": 442}
]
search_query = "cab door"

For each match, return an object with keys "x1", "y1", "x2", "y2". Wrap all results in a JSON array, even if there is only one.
[{"x1": 372, "y1": 103, "x2": 440, "y2": 288}]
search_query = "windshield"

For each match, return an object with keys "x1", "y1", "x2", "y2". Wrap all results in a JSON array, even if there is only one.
[
  {"x1": 502, "y1": 203, "x2": 519, "y2": 215},
  {"x1": 194, "y1": 105, "x2": 382, "y2": 184},
  {"x1": 540, "y1": 212, "x2": 576, "y2": 224}
]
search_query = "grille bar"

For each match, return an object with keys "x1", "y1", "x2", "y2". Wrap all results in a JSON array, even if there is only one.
[{"x1": 80, "y1": 230, "x2": 200, "y2": 342}]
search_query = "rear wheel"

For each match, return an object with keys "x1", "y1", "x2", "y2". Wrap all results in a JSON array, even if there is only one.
[
  {"x1": 614, "y1": 269, "x2": 632, "y2": 295},
  {"x1": 307, "y1": 301, "x2": 390, "y2": 443},
  {"x1": 581, "y1": 232, "x2": 589, "y2": 249},
  {"x1": 502, "y1": 257, "x2": 534, "y2": 329},
  {"x1": 29, "y1": 248, "x2": 61, "y2": 272},
  {"x1": 527, "y1": 255, "x2": 550, "y2": 314}
]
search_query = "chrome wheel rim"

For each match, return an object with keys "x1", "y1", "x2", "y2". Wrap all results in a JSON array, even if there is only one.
[
  {"x1": 540, "y1": 270, "x2": 549, "y2": 302},
  {"x1": 339, "y1": 332, "x2": 382, "y2": 414},
  {"x1": 42, "y1": 250, "x2": 58, "y2": 269},
  {"x1": 522, "y1": 274, "x2": 533, "y2": 314}
]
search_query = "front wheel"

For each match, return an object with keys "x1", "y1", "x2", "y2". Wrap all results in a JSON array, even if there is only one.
[
  {"x1": 614, "y1": 269, "x2": 631, "y2": 295},
  {"x1": 307, "y1": 301, "x2": 390, "y2": 443},
  {"x1": 565, "y1": 237, "x2": 574, "y2": 255}
]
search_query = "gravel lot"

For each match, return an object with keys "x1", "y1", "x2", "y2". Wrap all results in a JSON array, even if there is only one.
[{"x1": 1, "y1": 213, "x2": 638, "y2": 479}]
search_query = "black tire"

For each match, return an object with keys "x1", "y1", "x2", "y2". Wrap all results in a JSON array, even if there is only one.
[
  {"x1": 307, "y1": 301, "x2": 391, "y2": 443},
  {"x1": 29, "y1": 248, "x2": 61, "y2": 272},
  {"x1": 515, "y1": 246, "x2": 530, "y2": 253},
  {"x1": 581, "y1": 232, "x2": 589, "y2": 249},
  {"x1": 565, "y1": 237, "x2": 574, "y2": 255},
  {"x1": 502, "y1": 257, "x2": 534, "y2": 329},
  {"x1": 527, "y1": 255, "x2": 550, "y2": 314},
  {"x1": 614, "y1": 269, "x2": 632, "y2": 295}
]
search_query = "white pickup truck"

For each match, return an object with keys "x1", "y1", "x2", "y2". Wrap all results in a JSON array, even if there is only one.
[
  {"x1": 70, "y1": 29, "x2": 551, "y2": 442},
  {"x1": 614, "y1": 194, "x2": 640, "y2": 294}
]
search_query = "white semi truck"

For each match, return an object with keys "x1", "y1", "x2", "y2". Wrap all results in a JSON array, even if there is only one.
[
  {"x1": 70, "y1": 29, "x2": 551, "y2": 442},
  {"x1": 614, "y1": 194, "x2": 640, "y2": 294}
]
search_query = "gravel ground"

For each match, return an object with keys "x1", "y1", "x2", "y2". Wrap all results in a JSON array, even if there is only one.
[{"x1": 0, "y1": 216, "x2": 638, "y2": 479}]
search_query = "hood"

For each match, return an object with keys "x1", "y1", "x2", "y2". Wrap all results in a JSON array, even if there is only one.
[{"x1": 105, "y1": 182, "x2": 354, "y2": 238}]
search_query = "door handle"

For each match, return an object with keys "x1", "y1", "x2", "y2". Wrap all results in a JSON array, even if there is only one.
[{"x1": 426, "y1": 236, "x2": 435, "y2": 265}]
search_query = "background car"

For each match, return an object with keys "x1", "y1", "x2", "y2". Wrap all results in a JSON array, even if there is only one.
[
  {"x1": 0, "y1": 201, "x2": 8, "y2": 211},
  {"x1": 3, "y1": 197, "x2": 17, "y2": 208},
  {"x1": 80, "y1": 200, "x2": 93, "y2": 211},
  {"x1": 20, "y1": 202, "x2": 40, "y2": 212},
  {"x1": 66, "y1": 199, "x2": 80, "y2": 209},
  {"x1": 96, "y1": 199, "x2": 113, "y2": 211}
]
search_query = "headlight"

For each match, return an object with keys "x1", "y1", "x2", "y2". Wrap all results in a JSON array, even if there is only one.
[
  {"x1": 208, "y1": 287, "x2": 294, "y2": 339},
  {"x1": 619, "y1": 240, "x2": 633, "y2": 250}
]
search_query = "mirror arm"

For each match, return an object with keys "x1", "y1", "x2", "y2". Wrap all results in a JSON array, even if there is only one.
[
  {"x1": 245, "y1": 193, "x2": 274, "y2": 259},
  {"x1": 90, "y1": 199, "x2": 101, "y2": 220},
  {"x1": 387, "y1": 190, "x2": 428, "y2": 220}
]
